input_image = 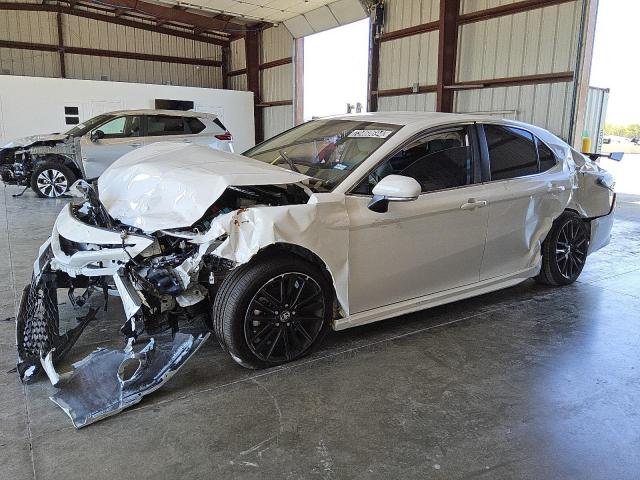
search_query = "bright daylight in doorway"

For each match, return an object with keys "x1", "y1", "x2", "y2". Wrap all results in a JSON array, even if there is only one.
[{"x1": 303, "y1": 18, "x2": 370, "y2": 120}]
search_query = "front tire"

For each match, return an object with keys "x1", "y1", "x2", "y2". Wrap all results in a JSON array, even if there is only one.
[
  {"x1": 31, "y1": 161, "x2": 76, "y2": 198},
  {"x1": 536, "y1": 212, "x2": 590, "y2": 286},
  {"x1": 213, "y1": 254, "x2": 332, "y2": 369}
]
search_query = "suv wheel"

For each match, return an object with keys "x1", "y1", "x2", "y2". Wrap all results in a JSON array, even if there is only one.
[
  {"x1": 213, "y1": 254, "x2": 332, "y2": 369},
  {"x1": 536, "y1": 212, "x2": 590, "y2": 286},
  {"x1": 31, "y1": 161, "x2": 76, "y2": 198}
]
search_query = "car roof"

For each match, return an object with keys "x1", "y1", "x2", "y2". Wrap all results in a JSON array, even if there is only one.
[
  {"x1": 323, "y1": 112, "x2": 567, "y2": 148},
  {"x1": 104, "y1": 109, "x2": 217, "y2": 118},
  {"x1": 324, "y1": 111, "x2": 498, "y2": 126}
]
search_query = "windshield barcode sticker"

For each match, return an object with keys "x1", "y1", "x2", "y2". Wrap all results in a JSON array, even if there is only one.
[{"x1": 348, "y1": 129, "x2": 393, "y2": 138}]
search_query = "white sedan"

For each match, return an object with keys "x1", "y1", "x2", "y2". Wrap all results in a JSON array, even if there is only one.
[{"x1": 17, "y1": 113, "x2": 616, "y2": 426}]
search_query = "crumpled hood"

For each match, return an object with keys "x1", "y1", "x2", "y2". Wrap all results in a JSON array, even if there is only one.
[
  {"x1": 98, "y1": 142, "x2": 311, "y2": 232},
  {"x1": 1, "y1": 133, "x2": 68, "y2": 149}
]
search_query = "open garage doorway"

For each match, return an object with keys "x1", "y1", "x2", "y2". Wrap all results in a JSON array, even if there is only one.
[{"x1": 303, "y1": 18, "x2": 370, "y2": 120}]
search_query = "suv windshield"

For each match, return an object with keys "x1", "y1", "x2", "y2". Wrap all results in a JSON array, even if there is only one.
[
  {"x1": 65, "y1": 114, "x2": 115, "y2": 136},
  {"x1": 244, "y1": 120, "x2": 402, "y2": 192}
]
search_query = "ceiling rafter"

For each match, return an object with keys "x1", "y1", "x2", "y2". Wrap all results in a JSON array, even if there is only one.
[
  {"x1": 0, "y1": 1, "x2": 235, "y2": 45},
  {"x1": 82, "y1": 0, "x2": 248, "y2": 34}
]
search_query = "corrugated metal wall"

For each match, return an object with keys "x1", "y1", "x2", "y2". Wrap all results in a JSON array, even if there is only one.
[
  {"x1": 0, "y1": 9, "x2": 61, "y2": 77},
  {"x1": 0, "y1": 8, "x2": 223, "y2": 88},
  {"x1": 261, "y1": 25, "x2": 294, "y2": 138},
  {"x1": 377, "y1": 0, "x2": 439, "y2": 109},
  {"x1": 228, "y1": 38, "x2": 247, "y2": 91},
  {"x1": 376, "y1": 0, "x2": 583, "y2": 140},
  {"x1": 455, "y1": 1, "x2": 581, "y2": 138},
  {"x1": 457, "y1": 4, "x2": 580, "y2": 81},
  {"x1": 460, "y1": 0, "x2": 528, "y2": 14}
]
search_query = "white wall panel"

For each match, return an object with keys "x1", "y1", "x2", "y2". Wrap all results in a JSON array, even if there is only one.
[
  {"x1": 457, "y1": 2, "x2": 580, "y2": 82},
  {"x1": 379, "y1": 93, "x2": 437, "y2": 112},
  {"x1": 0, "y1": 75, "x2": 255, "y2": 151},
  {"x1": 454, "y1": 82, "x2": 573, "y2": 139},
  {"x1": 263, "y1": 105, "x2": 294, "y2": 140}
]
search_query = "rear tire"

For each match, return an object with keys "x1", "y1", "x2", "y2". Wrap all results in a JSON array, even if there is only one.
[
  {"x1": 536, "y1": 212, "x2": 590, "y2": 286},
  {"x1": 31, "y1": 161, "x2": 76, "y2": 198},
  {"x1": 213, "y1": 254, "x2": 332, "y2": 369}
]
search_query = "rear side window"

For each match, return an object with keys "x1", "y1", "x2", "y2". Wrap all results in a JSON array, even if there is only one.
[
  {"x1": 147, "y1": 116, "x2": 186, "y2": 136},
  {"x1": 186, "y1": 117, "x2": 206, "y2": 134},
  {"x1": 485, "y1": 125, "x2": 538, "y2": 180},
  {"x1": 213, "y1": 118, "x2": 227, "y2": 132},
  {"x1": 537, "y1": 138, "x2": 557, "y2": 172}
]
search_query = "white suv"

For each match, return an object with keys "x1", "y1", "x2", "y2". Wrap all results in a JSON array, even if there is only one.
[{"x1": 0, "y1": 109, "x2": 233, "y2": 198}]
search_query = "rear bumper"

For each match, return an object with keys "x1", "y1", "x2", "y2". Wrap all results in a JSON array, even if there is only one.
[{"x1": 588, "y1": 195, "x2": 616, "y2": 255}]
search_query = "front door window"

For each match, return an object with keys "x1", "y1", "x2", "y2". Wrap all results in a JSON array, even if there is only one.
[{"x1": 354, "y1": 128, "x2": 474, "y2": 195}]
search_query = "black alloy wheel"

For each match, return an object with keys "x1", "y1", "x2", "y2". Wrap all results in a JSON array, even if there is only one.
[
  {"x1": 536, "y1": 212, "x2": 590, "y2": 286},
  {"x1": 555, "y1": 218, "x2": 588, "y2": 281},
  {"x1": 244, "y1": 272, "x2": 325, "y2": 363}
]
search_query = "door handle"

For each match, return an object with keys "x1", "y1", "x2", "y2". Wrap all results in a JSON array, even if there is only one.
[
  {"x1": 547, "y1": 183, "x2": 566, "y2": 193},
  {"x1": 460, "y1": 199, "x2": 488, "y2": 210},
  {"x1": 129, "y1": 143, "x2": 142, "y2": 148},
  {"x1": 181, "y1": 139, "x2": 192, "y2": 143}
]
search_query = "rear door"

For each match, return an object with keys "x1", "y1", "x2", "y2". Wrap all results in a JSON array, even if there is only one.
[{"x1": 478, "y1": 124, "x2": 571, "y2": 281}]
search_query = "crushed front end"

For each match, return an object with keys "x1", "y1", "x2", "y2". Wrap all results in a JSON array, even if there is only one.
[
  {"x1": 16, "y1": 179, "x2": 309, "y2": 427},
  {"x1": 0, "y1": 136, "x2": 81, "y2": 188}
]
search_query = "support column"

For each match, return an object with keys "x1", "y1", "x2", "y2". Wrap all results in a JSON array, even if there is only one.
[
  {"x1": 221, "y1": 44, "x2": 230, "y2": 89},
  {"x1": 245, "y1": 29, "x2": 263, "y2": 144},
  {"x1": 436, "y1": 0, "x2": 460, "y2": 112},
  {"x1": 367, "y1": 3, "x2": 384, "y2": 112},
  {"x1": 570, "y1": 0, "x2": 599, "y2": 148},
  {"x1": 56, "y1": 10, "x2": 66, "y2": 78},
  {"x1": 294, "y1": 37, "x2": 304, "y2": 125}
]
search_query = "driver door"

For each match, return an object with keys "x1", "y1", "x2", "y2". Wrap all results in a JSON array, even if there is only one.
[
  {"x1": 345, "y1": 125, "x2": 490, "y2": 314},
  {"x1": 81, "y1": 115, "x2": 143, "y2": 179}
]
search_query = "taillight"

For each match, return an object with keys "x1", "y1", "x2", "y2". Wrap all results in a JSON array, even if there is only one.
[{"x1": 215, "y1": 131, "x2": 232, "y2": 141}]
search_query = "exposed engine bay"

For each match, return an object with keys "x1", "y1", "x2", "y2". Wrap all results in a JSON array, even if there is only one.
[
  {"x1": 16, "y1": 179, "x2": 310, "y2": 427},
  {"x1": 0, "y1": 136, "x2": 81, "y2": 187}
]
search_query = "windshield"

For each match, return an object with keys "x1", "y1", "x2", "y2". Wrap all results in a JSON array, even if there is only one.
[
  {"x1": 244, "y1": 120, "x2": 402, "y2": 192},
  {"x1": 65, "y1": 114, "x2": 115, "y2": 136}
]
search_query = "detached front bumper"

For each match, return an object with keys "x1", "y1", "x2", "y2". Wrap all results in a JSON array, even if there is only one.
[{"x1": 16, "y1": 203, "x2": 212, "y2": 428}]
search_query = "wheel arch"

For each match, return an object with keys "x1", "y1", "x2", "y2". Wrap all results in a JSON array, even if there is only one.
[
  {"x1": 540, "y1": 208, "x2": 592, "y2": 245},
  {"x1": 32, "y1": 154, "x2": 83, "y2": 180},
  {"x1": 252, "y1": 242, "x2": 341, "y2": 315}
]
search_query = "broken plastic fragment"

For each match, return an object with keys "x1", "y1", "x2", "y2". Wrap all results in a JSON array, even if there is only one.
[{"x1": 49, "y1": 332, "x2": 209, "y2": 428}]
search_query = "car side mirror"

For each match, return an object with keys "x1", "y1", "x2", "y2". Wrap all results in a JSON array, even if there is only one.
[
  {"x1": 91, "y1": 130, "x2": 105, "y2": 142},
  {"x1": 608, "y1": 151, "x2": 624, "y2": 162},
  {"x1": 368, "y1": 175, "x2": 421, "y2": 213}
]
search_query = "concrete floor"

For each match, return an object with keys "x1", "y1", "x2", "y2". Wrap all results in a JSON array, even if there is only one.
[{"x1": 2, "y1": 186, "x2": 640, "y2": 480}]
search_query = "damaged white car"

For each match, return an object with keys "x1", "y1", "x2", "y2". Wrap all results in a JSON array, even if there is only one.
[{"x1": 16, "y1": 113, "x2": 617, "y2": 427}]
